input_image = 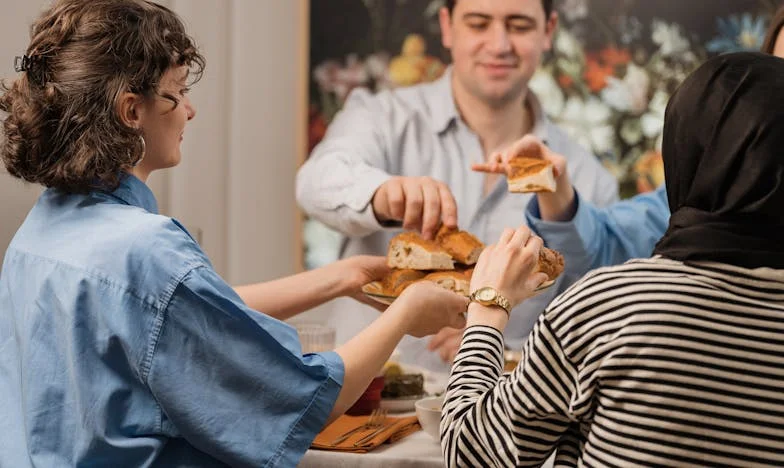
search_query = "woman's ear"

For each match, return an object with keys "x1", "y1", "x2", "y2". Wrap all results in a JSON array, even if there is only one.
[{"x1": 116, "y1": 92, "x2": 145, "y2": 129}]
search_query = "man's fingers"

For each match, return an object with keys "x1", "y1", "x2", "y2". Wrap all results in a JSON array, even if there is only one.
[
  {"x1": 420, "y1": 183, "x2": 441, "y2": 240},
  {"x1": 402, "y1": 181, "x2": 424, "y2": 230},
  {"x1": 386, "y1": 181, "x2": 406, "y2": 220},
  {"x1": 427, "y1": 327, "x2": 452, "y2": 351},
  {"x1": 438, "y1": 184, "x2": 458, "y2": 228}
]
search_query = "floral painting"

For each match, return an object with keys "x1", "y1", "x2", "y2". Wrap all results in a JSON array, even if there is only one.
[{"x1": 303, "y1": 0, "x2": 777, "y2": 270}]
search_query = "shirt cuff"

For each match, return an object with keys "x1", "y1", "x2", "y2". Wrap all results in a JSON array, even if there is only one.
[
  {"x1": 343, "y1": 169, "x2": 397, "y2": 231},
  {"x1": 272, "y1": 350, "x2": 344, "y2": 467},
  {"x1": 525, "y1": 191, "x2": 598, "y2": 258},
  {"x1": 455, "y1": 326, "x2": 505, "y2": 374}
]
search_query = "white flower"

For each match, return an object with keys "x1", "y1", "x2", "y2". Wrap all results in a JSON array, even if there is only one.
[
  {"x1": 652, "y1": 20, "x2": 690, "y2": 57},
  {"x1": 313, "y1": 60, "x2": 341, "y2": 93},
  {"x1": 620, "y1": 119, "x2": 643, "y2": 146},
  {"x1": 529, "y1": 69, "x2": 565, "y2": 117},
  {"x1": 365, "y1": 52, "x2": 392, "y2": 89},
  {"x1": 640, "y1": 89, "x2": 669, "y2": 139},
  {"x1": 554, "y1": 29, "x2": 583, "y2": 60},
  {"x1": 559, "y1": 97, "x2": 616, "y2": 155},
  {"x1": 601, "y1": 64, "x2": 650, "y2": 115},
  {"x1": 560, "y1": 0, "x2": 588, "y2": 22}
]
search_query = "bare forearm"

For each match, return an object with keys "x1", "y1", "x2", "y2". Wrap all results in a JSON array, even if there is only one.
[
  {"x1": 233, "y1": 265, "x2": 349, "y2": 321},
  {"x1": 327, "y1": 303, "x2": 410, "y2": 421}
]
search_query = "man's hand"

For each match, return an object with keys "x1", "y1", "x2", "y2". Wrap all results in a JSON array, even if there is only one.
[
  {"x1": 427, "y1": 326, "x2": 465, "y2": 363},
  {"x1": 372, "y1": 176, "x2": 458, "y2": 240}
]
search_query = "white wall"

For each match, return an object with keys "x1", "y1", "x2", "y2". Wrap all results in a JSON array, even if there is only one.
[
  {"x1": 0, "y1": 1, "x2": 47, "y2": 269},
  {"x1": 0, "y1": 0, "x2": 307, "y2": 284}
]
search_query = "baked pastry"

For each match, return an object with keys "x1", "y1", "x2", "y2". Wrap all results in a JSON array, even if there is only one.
[
  {"x1": 536, "y1": 247, "x2": 565, "y2": 281},
  {"x1": 507, "y1": 158, "x2": 556, "y2": 193},
  {"x1": 381, "y1": 269, "x2": 427, "y2": 295},
  {"x1": 387, "y1": 232, "x2": 454, "y2": 270},
  {"x1": 423, "y1": 270, "x2": 471, "y2": 296},
  {"x1": 434, "y1": 225, "x2": 484, "y2": 265}
]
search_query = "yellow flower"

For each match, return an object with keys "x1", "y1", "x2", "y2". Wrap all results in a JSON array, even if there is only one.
[
  {"x1": 634, "y1": 150, "x2": 665, "y2": 193},
  {"x1": 388, "y1": 34, "x2": 445, "y2": 87}
]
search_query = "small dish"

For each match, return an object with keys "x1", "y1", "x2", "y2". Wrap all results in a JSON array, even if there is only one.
[
  {"x1": 415, "y1": 395, "x2": 444, "y2": 440},
  {"x1": 379, "y1": 394, "x2": 426, "y2": 413}
]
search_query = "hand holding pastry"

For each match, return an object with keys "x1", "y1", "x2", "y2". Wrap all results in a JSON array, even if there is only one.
[
  {"x1": 470, "y1": 226, "x2": 549, "y2": 310},
  {"x1": 394, "y1": 281, "x2": 468, "y2": 338},
  {"x1": 472, "y1": 135, "x2": 577, "y2": 222},
  {"x1": 372, "y1": 176, "x2": 458, "y2": 240},
  {"x1": 337, "y1": 255, "x2": 392, "y2": 311}
]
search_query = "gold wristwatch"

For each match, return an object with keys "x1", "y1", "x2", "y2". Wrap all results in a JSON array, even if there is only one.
[{"x1": 468, "y1": 287, "x2": 511, "y2": 315}]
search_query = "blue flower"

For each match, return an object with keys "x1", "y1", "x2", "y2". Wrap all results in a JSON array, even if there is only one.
[{"x1": 706, "y1": 14, "x2": 767, "y2": 53}]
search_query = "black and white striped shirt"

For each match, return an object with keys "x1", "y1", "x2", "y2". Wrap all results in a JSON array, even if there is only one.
[{"x1": 441, "y1": 258, "x2": 784, "y2": 467}]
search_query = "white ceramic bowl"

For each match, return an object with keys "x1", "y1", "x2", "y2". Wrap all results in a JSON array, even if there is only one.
[{"x1": 415, "y1": 395, "x2": 444, "y2": 441}]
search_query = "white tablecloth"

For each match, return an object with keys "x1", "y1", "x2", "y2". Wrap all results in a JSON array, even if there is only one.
[
  {"x1": 299, "y1": 430, "x2": 556, "y2": 468},
  {"x1": 299, "y1": 430, "x2": 442, "y2": 468}
]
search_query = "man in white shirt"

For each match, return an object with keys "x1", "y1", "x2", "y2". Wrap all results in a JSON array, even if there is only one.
[{"x1": 297, "y1": 0, "x2": 618, "y2": 371}]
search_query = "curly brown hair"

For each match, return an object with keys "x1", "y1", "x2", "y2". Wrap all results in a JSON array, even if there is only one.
[
  {"x1": 762, "y1": 5, "x2": 784, "y2": 55},
  {"x1": 0, "y1": 0, "x2": 205, "y2": 193}
]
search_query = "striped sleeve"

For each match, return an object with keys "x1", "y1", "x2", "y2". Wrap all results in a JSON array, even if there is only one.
[{"x1": 440, "y1": 323, "x2": 580, "y2": 468}]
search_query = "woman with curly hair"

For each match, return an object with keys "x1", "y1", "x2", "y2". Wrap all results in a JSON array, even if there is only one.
[{"x1": 0, "y1": 1, "x2": 477, "y2": 466}]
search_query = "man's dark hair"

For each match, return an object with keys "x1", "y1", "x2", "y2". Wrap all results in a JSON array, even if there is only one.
[{"x1": 445, "y1": 0, "x2": 554, "y2": 18}]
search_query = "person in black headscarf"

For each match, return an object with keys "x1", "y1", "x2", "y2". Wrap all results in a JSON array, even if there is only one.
[
  {"x1": 440, "y1": 52, "x2": 784, "y2": 467},
  {"x1": 653, "y1": 51, "x2": 784, "y2": 268}
]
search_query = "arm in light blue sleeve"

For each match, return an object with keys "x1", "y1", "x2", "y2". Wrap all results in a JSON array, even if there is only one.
[
  {"x1": 526, "y1": 185, "x2": 670, "y2": 274},
  {"x1": 146, "y1": 266, "x2": 344, "y2": 468},
  {"x1": 296, "y1": 88, "x2": 395, "y2": 238}
]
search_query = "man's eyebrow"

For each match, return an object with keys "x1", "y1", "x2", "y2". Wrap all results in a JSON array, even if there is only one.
[{"x1": 461, "y1": 12, "x2": 537, "y2": 23}]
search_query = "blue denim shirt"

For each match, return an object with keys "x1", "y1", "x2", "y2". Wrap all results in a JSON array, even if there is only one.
[{"x1": 0, "y1": 174, "x2": 344, "y2": 467}]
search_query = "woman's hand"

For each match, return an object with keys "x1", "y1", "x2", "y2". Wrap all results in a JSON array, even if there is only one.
[
  {"x1": 470, "y1": 226, "x2": 549, "y2": 310},
  {"x1": 333, "y1": 255, "x2": 392, "y2": 311},
  {"x1": 472, "y1": 135, "x2": 577, "y2": 222},
  {"x1": 393, "y1": 281, "x2": 468, "y2": 338}
]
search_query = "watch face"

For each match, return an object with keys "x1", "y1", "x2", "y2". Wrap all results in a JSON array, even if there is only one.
[{"x1": 476, "y1": 287, "x2": 496, "y2": 301}]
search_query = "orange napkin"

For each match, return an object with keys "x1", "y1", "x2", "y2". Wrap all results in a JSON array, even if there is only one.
[{"x1": 311, "y1": 414, "x2": 421, "y2": 453}]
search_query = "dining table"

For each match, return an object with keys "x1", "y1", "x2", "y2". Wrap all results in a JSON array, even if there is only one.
[
  {"x1": 299, "y1": 360, "x2": 556, "y2": 467},
  {"x1": 299, "y1": 414, "x2": 557, "y2": 468},
  {"x1": 299, "y1": 425, "x2": 444, "y2": 468}
]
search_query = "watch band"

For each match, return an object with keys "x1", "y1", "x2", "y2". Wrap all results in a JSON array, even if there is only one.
[{"x1": 468, "y1": 288, "x2": 511, "y2": 316}]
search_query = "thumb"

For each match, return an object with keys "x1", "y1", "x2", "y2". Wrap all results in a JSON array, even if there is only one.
[{"x1": 526, "y1": 272, "x2": 551, "y2": 292}]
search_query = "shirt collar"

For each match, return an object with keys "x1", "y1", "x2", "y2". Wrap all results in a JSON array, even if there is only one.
[
  {"x1": 101, "y1": 173, "x2": 159, "y2": 214},
  {"x1": 427, "y1": 66, "x2": 551, "y2": 144}
]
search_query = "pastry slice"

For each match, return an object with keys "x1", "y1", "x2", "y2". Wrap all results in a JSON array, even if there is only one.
[
  {"x1": 434, "y1": 225, "x2": 484, "y2": 265},
  {"x1": 535, "y1": 247, "x2": 565, "y2": 281},
  {"x1": 507, "y1": 158, "x2": 556, "y2": 193},
  {"x1": 423, "y1": 271, "x2": 471, "y2": 296},
  {"x1": 381, "y1": 268, "x2": 427, "y2": 295},
  {"x1": 387, "y1": 232, "x2": 455, "y2": 270}
]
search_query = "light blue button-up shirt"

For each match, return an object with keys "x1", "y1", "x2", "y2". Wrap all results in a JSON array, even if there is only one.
[
  {"x1": 297, "y1": 68, "x2": 619, "y2": 367},
  {"x1": 527, "y1": 184, "x2": 670, "y2": 274},
  {"x1": 0, "y1": 174, "x2": 344, "y2": 467}
]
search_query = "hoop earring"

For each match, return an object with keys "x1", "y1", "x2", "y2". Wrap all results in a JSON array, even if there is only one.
[{"x1": 133, "y1": 134, "x2": 146, "y2": 167}]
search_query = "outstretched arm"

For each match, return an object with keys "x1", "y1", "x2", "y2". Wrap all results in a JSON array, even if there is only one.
[{"x1": 233, "y1": 255, "x2": 389, "y2": 321}]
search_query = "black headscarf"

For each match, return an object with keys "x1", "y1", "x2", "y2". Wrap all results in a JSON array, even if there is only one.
[{"x1": 653, "y1": 52, "x2": 784, "y2": 269}]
